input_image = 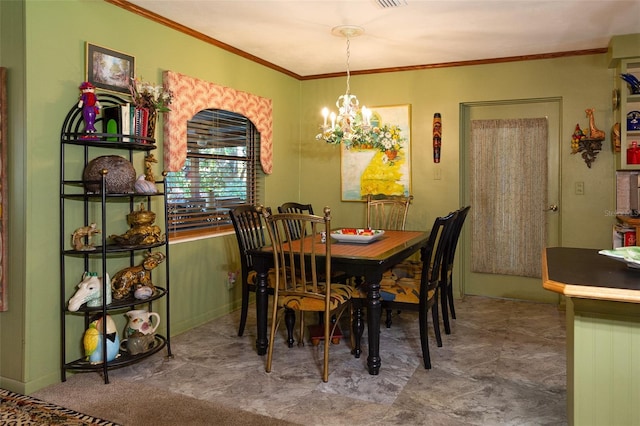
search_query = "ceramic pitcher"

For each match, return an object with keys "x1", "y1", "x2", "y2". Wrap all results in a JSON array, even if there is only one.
[{"x1": 125, "y1": 309, "x2": 160, "y2": 338}]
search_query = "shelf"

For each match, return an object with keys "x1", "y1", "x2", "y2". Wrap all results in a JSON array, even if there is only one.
[
  {"x1": 66, "y1": 287, "x2": 167, "y2": 313},
  {"x1": 64, "y1": 334, "x2": 167, "y2": 371},
  {"x1": 61, "y1": 135, "x2": 156, "y2": 149},
  {"x1": 60, "y1": 93, "x2": 171, "y2": 384},
  {"x1": 61, "y1": 190, "x2": 166, "y2": 199},
  {"x1": 63, "y1": 241, "x2": 166, "y2": 256}
]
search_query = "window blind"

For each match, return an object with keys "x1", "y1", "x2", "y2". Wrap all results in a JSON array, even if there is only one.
[{"x1": 165, "y1": 109, "x2": 260, "y2": 237}]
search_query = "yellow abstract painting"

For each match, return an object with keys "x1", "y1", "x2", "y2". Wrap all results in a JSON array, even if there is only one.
[{"x1": 341, "y1": 104, "x2": 411, "y2": 201}]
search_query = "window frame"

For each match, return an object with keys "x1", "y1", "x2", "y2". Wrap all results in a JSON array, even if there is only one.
[{"x1": 165, "y1": 108, "x2": 262, "y2": 240}]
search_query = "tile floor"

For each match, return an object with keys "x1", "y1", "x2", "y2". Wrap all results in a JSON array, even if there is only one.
[{"x1": 108, "y1": 295, "x2": 567, "y2": 425}]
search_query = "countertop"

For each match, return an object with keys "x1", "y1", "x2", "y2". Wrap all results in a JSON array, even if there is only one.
[{"x1": 542, "y1": 247, "x2": 640, "y2": 303}]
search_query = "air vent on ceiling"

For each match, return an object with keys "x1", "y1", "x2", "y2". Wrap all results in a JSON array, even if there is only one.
[{"x1": 375, "y1": 0, "x2": 408, "y2": 8}]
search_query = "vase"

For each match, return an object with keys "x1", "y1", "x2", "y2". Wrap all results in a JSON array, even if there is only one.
[
  {"x1": 125, "y1": 309, "x2": 160, "y2": 338},
  {"x1": 385, "y1": 149, "x2": 398, "y2": 160},
  {"x1": 147, "y1": 109, "x2": 157, "y2": 139}
]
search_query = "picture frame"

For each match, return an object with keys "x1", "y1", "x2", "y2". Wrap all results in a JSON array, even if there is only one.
[
  {"x1": 340, "y1": 104, "x2": 412, "y2": 201},
  {"x1": 85, "y1": 43, "x2": 135, "y2": 94}
]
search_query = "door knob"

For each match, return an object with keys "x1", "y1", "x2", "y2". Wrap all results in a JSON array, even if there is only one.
[{"x1": 545, "y1": 205, "x2": 558, "y2": 212}]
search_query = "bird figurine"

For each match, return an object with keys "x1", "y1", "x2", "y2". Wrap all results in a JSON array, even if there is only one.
[
  {"x1": 621, "y1": 73, "x2": 640, "y2": 95},
  {"x1": 134, "y1": 174, "x2": 157, "y2": 194},
  {"x1": 83, "y1": 314, "x2": 120, "y2": 364}
]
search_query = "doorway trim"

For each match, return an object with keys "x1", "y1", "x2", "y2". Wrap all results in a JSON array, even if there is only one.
[{"x1": 458, "y1": 97, "x2": 562, "y2": 301}]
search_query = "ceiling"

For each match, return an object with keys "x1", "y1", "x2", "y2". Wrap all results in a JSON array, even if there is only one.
[{"x1": 125, "y1": 0, "x2": 640, "y2": 78}]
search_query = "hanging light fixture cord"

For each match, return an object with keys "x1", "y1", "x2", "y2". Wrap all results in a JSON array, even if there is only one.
[
  {"x1": 316, "y1": 25, "x2": 373, "y2": 148},
  {"x1": 345, "y1": 35, "x2": 351, "y2": 96}
]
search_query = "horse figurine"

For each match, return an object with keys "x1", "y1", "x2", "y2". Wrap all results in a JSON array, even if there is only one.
[
  {"x1": 585, "y1": 108, "x2": 605, "y2": 140},
  {"x1": 68, "y1": 272, "x2": 112, "y2": 311}
]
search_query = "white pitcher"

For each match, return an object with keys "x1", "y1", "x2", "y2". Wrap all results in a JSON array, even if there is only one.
[{"x1": 125, "y1": 309, "x2": 160, "y2": 338}]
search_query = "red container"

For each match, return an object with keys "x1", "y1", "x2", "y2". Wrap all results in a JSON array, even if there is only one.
[
  {"x1": 628, "y1": 141, "x2": 640, "y2": 164},
  {"x1": 625, "y1": 231, "x2": 637, "y2": 247}
]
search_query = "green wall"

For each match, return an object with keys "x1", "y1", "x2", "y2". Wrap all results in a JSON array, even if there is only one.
[
  {"x1": 0, "y1": 0, "x2": 623, "y2": 393},
  {"x1": 300, "y1": 55, "x2": 616, "y2": 303},
  {"x1": 300, "y1": 56, "x2": 615, "y2": 240}
]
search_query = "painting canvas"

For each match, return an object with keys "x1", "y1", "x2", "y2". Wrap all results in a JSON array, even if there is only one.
[
  {"x1": 85, "y1": 43, "x2": 135, "y2": 94},
  {"x1": 341, "y1": 104, "x2": 411, "y2": 201}
]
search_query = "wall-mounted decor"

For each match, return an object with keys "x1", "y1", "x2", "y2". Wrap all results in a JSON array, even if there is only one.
[
  {"x1": 433, "y1": 113, "x2": 441, "y2": 163},
  {"x1": 570, "y1": 108, "x2": 605, "y2": 168},
  {"x1": 0, "y1": 67, "x2": 6, "y2": 311},
  {"x1": 85, "y1": 43, "x2": 135, "y2": 94},
  {"x1": 340, "y1": 104, "x2": 411, "y2": 201}
]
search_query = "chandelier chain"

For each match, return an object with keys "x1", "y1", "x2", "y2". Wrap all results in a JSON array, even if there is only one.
[{"x1": 345, "y1": 36, "x2": 351, "y2": 95}]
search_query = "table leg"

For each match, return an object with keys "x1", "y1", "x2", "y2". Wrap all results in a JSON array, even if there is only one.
[
  {"x1": 366, "y1": 273, "x2": 382, "y2": 375},
  {"x1": 351, "y1": 302, "x2": 364, "y2": 358},
  {"x1": 254, "y1": 264, "x2": 269, "y2": 356}
]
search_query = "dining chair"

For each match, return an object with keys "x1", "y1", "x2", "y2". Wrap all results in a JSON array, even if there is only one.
[
  {"x1": 278, "y1": 202, "x2": 350, "y2": 344},
  {"x1": 440, "y1": 205, "x2": 471, "y2": 334},
  {"x1": 229, "y1": 204, "x2": 283, "y2": 338},
  {"x1": 259, "y1": 206, "x2": 354, "y2": 382},
  {"x1": 365, "y1": 193, "x2": 413, "y2": 231},
  {"x1": 364, "y1": 193, "x2": 414, "y2": 326},
  {"x1": 278, "y1": 202, "x2": 314, "y2": 240},
  {"x1": 353, "y1": 211, "x2": 457, "y2": 368}
]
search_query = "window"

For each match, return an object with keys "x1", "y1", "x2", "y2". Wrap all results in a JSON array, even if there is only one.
[{"x1": 165, "y1": 109, "x2": 261, "y2": 238}]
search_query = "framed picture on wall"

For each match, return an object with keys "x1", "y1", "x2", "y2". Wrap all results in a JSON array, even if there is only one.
[
  {"x1": 85, "y1": 43, "x2": 135, "y2": 94},
  {"x1": 340, "y1": 104, "x2": 412, "y2": 201}
]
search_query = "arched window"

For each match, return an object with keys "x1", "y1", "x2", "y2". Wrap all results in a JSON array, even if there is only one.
[
  {"x1": 165, "y1": 109, "x2": 262, "y2": 238},
  {"x1": 162, "y1": 71, "x2": 272, "y2": 239}
]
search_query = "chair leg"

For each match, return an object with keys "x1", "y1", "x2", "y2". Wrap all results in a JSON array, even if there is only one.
[
  {"x1": 385, "y1": 308, "x2": 393, "y2": 328},
  {"x1": 440, "y1": 283, "x2": 451, "y2": 335},
  {"x1": 266, "y1": 307, "x2": 280, "y2": 374},
  {"x1": 298, "y1": 311, "x2": 305, "y2": 347},
  {"x1": 448, "y1": 280, "x2": 457, "y2": 320},
  {"x1": 418, "y1": 305, "x2": 432, "y2": 369},
  {"x1": 322, "y1": 316, "x2": 330, "y2": 382},
  {"x1": 432, "y1": 294, "x2": 443, "y2": 348},
  {"x1": 237, "y1": 284, "x2": 250, "y2": 336},
  {"x1": 284, "y1": 308, "x2": 295, "y2": 347}
]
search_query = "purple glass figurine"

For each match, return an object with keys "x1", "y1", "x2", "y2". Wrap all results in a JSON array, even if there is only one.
[{"x1": 77, "y1": 82, "x2": 101, "y2": 139}]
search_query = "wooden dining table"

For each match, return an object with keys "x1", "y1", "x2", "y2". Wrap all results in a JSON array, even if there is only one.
[{"x1": 249, "y1": 229, "x2": 429, "y2": 375}]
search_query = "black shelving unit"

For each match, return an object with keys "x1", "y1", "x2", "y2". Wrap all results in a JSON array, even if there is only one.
[{"x1": 59, "y1": 94, "x2": 171, "y2": 384}]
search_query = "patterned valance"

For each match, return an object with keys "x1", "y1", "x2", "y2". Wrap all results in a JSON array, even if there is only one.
[{"x1": 162, "y1": 71, "x2": 273, "y2": 174}]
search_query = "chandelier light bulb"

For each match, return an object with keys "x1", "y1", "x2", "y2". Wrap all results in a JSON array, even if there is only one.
[{"x1": 322, "y1": 107, "x2": 329, "y2": 127}]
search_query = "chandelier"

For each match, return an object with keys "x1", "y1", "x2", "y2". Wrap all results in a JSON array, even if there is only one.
[{"x1": 316, "y1": 25, "x2": 374, "y2": 149}]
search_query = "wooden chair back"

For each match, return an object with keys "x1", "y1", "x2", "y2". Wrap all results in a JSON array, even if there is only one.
[
  {"x1": 445, "y1": 205, "x2": 471, "y2": 274},
  {"x1": 423, "y1": 211, "x2": 458, "y2": 293},
  {"x1": 229, "y1": 204, "x2": 270, "y2": 273},
  {"x1": 439, "y1": 205, "x2": 471, "y2": 334},
  {"x1": 366, "y1": 194, "x2": 413, "y2": 230},
  {"x1": 263, "y1": 207, "x2": 330, "y2": 298},
  {"x1": 278, "y1": 202, "x2": 314, "y2": 240},
  {"x1": 229, "y1": 204, "x2": 272, "y2": 336}
]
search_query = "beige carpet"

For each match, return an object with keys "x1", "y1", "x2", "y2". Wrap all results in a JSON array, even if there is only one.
[{"x1": 32, "y1": 373, "x2": 296, "y2": 426}]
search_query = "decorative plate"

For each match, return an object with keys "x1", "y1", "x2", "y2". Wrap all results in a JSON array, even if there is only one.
[
  {"x1": 628, "y1": 111, "x2": 640, "y2": 131},
  {"x1": 331, "y1": 229, "x2": 385, "y2": 243},
  {"x1": 612, "y1": 89, "x2": 620, "y2": 110},
  {"x1": 598, "y1": 246, "x2": 640, "y2": 269}
]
